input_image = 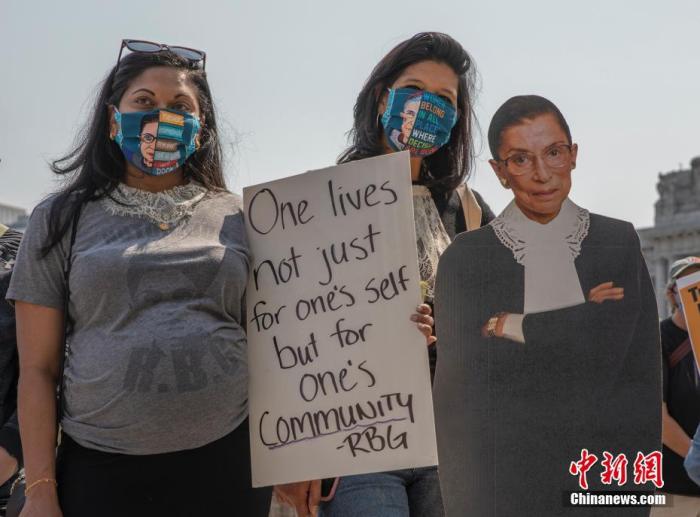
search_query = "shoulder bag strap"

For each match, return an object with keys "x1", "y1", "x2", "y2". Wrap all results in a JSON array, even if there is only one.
[
  {"x1": 455, "y1": 183, "x2": 483, "y2": 232},
  {"x1": 669, "y1": 338, "x2": 692, "y2": 369}
]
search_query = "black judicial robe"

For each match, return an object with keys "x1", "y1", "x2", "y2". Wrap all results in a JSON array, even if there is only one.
[{"x1": 433, "y1": 213, "x2": 662, "y2": 516}]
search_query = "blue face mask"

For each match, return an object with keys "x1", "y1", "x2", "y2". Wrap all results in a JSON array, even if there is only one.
[
  {"x1": 380, "y1": 87, "x2": 458, "y2": 157},
  {"x1": 112, "y1": 107, "x2": 201, "y2": 176}
]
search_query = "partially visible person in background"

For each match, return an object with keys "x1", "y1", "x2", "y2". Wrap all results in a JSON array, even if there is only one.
[
  {"x1": 655, "y1": 256, "x2": 700, "y2": 517},
  {"x1": 0, "y1": 224, "x2": 23, "y2": 507}
]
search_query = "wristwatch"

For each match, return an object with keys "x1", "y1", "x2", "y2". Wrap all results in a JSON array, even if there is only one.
[{"x1": 486, "y1": 312, "x2": 506, "y2": 338}]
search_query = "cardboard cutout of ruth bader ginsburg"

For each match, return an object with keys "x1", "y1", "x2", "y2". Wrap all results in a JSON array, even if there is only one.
[{"x1": 433, "y1": 95, "x2": 662, "y2": 516}]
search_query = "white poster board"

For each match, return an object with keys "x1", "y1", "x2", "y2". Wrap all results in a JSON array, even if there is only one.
[{"x1": 243, "y1": 152, "x2": 438, "y2": 487}]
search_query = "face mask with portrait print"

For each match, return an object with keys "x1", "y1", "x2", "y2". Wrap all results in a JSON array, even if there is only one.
[
  {"x1": 112, "y1": 107, "x2": 201, "y2": 176},
  {"x1": 381, "y1": 87, "x2": 458, "y2": 157}
]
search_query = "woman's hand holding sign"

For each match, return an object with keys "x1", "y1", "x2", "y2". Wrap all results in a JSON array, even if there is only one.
[
  {"x1": 411, "y1": 304, "x2": 436, "y2": 345},
  {"x1": 274, "y1": 480, "x2": 321, "y2": 517}
]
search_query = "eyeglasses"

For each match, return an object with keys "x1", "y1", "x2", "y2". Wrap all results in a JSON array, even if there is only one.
[
  {"x1": 116, "y1": 39, "x2": 206, "y2": 72},
  {"x1": 497, "y1": 143, "x2": 573, "y2": 176},
  {"x1": 140, "y1": 133, "x2": 156, "y2": 144}
]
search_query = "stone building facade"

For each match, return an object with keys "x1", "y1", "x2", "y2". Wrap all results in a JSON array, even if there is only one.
[
  {"x1": 0, "y1": 202, "x2": 27, "y2": 230},
  {"x1": 638, "y1": 157, "x2": 700, "y2": 317}
]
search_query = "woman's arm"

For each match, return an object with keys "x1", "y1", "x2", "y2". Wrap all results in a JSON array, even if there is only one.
[
  {"x1": 16, "y1": 301, "x2": 64, "y2": 517},
  {"x1": 662, "y1": 402, "x2": 691, "y2": 457},
  {"x1": 684, "y1": 424, "x2": 700, "y2": 485},
  {"x1": 2, "y1": 201, "x2": 71, "y2": 515}
]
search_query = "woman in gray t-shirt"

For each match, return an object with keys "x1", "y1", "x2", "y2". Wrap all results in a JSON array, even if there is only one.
[
  {"x1": 10, "y1": 42, "x2": 436, "y2": 517},
  {"x1": 8, "y1": 42, "x2": 272, "y2": 517}
]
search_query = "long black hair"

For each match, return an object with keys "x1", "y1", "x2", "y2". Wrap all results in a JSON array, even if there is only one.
[
  {"x1": 43, "y1": 50, "x2": 225, "y2": 254},
  {"x1": 338, "y1": 32, "x2": 478, "y2": 195}
]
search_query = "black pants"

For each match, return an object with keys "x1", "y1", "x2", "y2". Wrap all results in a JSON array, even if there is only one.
[{"x1": 57, "y1": 420, "x2": 271, "y2": 517}]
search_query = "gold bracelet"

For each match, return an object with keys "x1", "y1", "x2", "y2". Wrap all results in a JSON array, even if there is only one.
[{"x1": 24, "y1": 478, "x2": 57, "y2": 495}]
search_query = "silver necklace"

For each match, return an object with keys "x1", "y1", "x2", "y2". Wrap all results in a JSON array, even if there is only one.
[{"x1": 101, "y1": 182, "x2": 208, "y2": 231}]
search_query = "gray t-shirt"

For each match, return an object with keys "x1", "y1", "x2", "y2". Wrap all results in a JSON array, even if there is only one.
[{"x1": 7, "y1": 190, "x2": 250, "y2": 454}]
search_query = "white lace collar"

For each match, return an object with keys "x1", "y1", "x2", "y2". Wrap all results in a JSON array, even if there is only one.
[
  {"x1": 101, "y1": 181, "x2": 208, "y2": 231},
  {"x1": 491, "y1": 198, "x2": 590, "y2": 265},
  {"x1": 491, "y1": 198, "x2": 590, "y2": 313},
  {"x1": 412, "y1": 185, "x2": 452, "y2": 302}
]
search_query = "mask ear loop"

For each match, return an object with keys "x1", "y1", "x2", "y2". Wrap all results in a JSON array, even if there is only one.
[
  {"x1": 107, "y1": 104, "x2": 119, "y2": 141},
  {"x1": 376, "y1": 87, "x2": 394, "y2": 129},
  {"x1": 194, "y1": 117, "x2": 204, "y2": 151}
]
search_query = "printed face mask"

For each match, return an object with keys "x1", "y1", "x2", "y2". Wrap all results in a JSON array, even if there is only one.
[
  {"x1": 112, "y1": 108, "x2": 201, "y2": 176},
  {"x1": 381, "y1": 87, "x2": 458, "y2": 157}
]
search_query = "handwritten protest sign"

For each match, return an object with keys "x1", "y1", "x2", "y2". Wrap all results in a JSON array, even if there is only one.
[
  {"x1": 243, "y1": 152, "x2": 438, "y2": 487},
  {"x1": 677, "y1": 270, "x2": 700, "y2": 372}
]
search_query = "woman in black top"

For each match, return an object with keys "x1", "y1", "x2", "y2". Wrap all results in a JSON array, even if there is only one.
[{"x1": 658, "y1": 258, "x2": 700, "y2": 512}]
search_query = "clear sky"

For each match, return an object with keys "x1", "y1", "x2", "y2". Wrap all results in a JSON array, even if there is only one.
[{"x1": 2, "y1": 0, "x2": 699, "y2": 228}]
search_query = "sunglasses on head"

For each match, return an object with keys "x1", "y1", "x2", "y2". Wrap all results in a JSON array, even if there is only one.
[{"x1": 116, "y1": 39, "x2": 206, "y2": 72}]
